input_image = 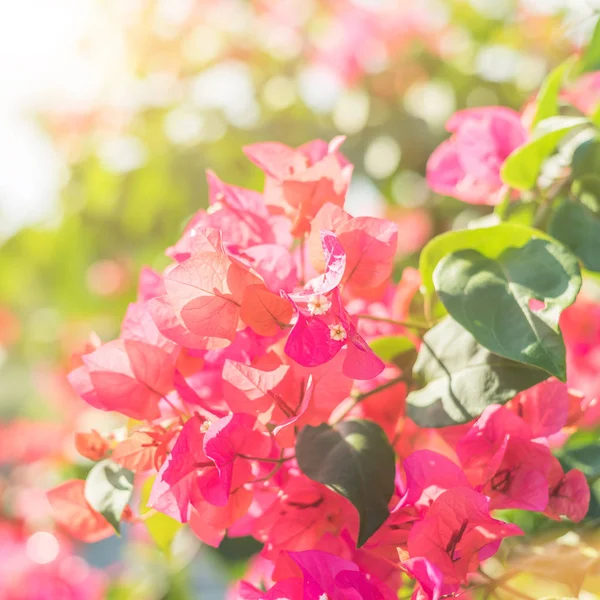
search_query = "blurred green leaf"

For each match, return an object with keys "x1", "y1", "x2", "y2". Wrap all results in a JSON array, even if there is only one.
[
  {"x1": 531, "y1": 57, "x2": 577, "y2": 128},
  {"x1": 501, "y1": 116, "x2": 589, "y2": 190},
  {"x1": 84, "y1": 459, "x2": 134, "y2": 534},
  {"x1": 369, "y1": 336, "x2": 416, "y2": 370},
  {"x1": 140, "y1": 476, "x2": 183, "y2": 557},
  {"x1": 549, "y1": 198, "x2": 600, "y2": 273},
  {"x1": 579, "y1": 17, "x2": 600, "y2": 73}
]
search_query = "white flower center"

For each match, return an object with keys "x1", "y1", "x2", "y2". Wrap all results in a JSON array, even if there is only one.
[
  {"x1": 200, "y1": 420, "x2": 212, "y2": 433},
  {"x1": 307, "y1": 293, "x2": 331, "y2": 316},
  {"x1": 329, "y1": 323, "x2": 347, "y2": 341}
]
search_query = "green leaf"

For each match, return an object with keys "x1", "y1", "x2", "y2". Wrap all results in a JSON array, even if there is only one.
[
  {"x1": 369, "y1": 336, "x2": 416, "y2": 370},
  {"x1": 531, "y1": 57, "x2": 577, "y2": 128},
  {"x1": 434, "y1": 238, "x2": 581, "y2": 380},
  {"x1": 580, "y1": 17, "x2": 600, "y2": 73},
  {"x1": 84, "y1": 459, "x2": 134, "y2": 534},
  {"x1": 549, "y1": 198, "x2": 600, "y2": 273},
  {"x1": 140, "y1": 476, "x2": 183, "y2": 555},
  {"x1": 406, "y1": 317, "x2": 549, "y2": 428},
  {"x1": 571, "y1": 137, "x2": 600, "y2": 179},
  {"x1": 295, "y1": 420, "x2": 395, "y2": 547},
  {"x1": 559, "y1": 443, "x2": 600, "y2": 480},
  {"x1": 501, "y1": 116, "x2": 589, "y2": 190},
  {"x1": 419, "y1": 223, "x2": 549, "y2": 295}
]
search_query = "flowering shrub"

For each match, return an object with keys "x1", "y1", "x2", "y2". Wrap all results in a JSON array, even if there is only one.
[{"x1": 47, "y1": 32, "x2": 600, "y2": 599}]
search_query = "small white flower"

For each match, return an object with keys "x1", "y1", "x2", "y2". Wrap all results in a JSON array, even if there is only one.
[
  {"x1": 319, "y1": 594, "x2": 329, "y2": 600},
  {"x1": 329, "y1": 323, "x2": 347, "y2": 341},
  {"x1": 307, "y1": 293, "x2": 331, "y2": 316},
  {"x1": 200, "y1": 420, "x2": 212, "y2": 433}
]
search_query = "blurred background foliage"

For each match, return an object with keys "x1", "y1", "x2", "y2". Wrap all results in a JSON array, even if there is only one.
[{"x1": 1, "y1": 0, "x2": 600, "y2": 597}]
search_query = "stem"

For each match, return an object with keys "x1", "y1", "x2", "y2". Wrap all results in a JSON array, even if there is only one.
[
  {"x1": 138, "y1": 508, "x2": 158, "y2": 522},
  {"x1": 299, "y1": 235, "x2": 306, "y2": 286},
  {"x1": 332, "y1": 375, "x2": 407, "y2": 424},
  {"x1": 477, "y1": 571, "x2": 536, "y2": 600},
  {"x1": 356, "y1": 375, "x2": 407, "y2": 402},
  {"x1": 161, "y1": 395, "x2": 188, "y2": 419},
  {"x1": 249, "y1": 461, "x2": 284, "y2": 486},
  {"x1": 356, "y1": 314, "x2": 429, "y2": 330},
  {"x1": 238, "y1": 453, "x2": 295, "y2": 464}
]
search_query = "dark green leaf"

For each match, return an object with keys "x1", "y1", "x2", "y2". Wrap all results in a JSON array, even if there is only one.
[
  {"x1": 419, "y1": 223, "x2": 549, "y2": 295},
  {"x1": 501, "y1": 116, "x2": 589, "y2": 190},
  {"x1": 369, "y1": 336, "x2": 416, "y2": 370},
  {"x1": 549, "y1": 198, "x2": 600, "y2": 273},
  {"x1": 559, "y1": 444, "x2": 600, "y2": 480},
  {"x1": 572, "y1": 137, "x2": 600, "y2": 179},
  {"x1": 406, "y1": 317, "x2": 549, "y2": 428},
  {"x1": 84, "y1": 459, "x2": 134, "y2": 534},
  {"x1": 295, "y1": 420, "x2": 395, "y2": 546},
  {"x1": 434, "y1": 238, "x2": 581, "y2": 380}
]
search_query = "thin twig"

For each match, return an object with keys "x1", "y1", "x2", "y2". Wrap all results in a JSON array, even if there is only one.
[{"x1": 356, "y1": 314, "x2": 430, "y2": 330}]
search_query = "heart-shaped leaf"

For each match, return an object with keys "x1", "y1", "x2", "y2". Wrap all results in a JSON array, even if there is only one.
[
  {"x1": 419, "y1": 223, "x2": 548, "y2": 295},
  {"x1": 407, "y1": 317, "x2": 549, "y2": 428},
  {"x1": 295, "y1": 419, "x2": 395, "y2": 547},
  {"x1": 84, "y1": 459, "x2": 134, "y2": 534},
  {"x1": 434, "y1": 238, "x2": 581, "y2": 380}
]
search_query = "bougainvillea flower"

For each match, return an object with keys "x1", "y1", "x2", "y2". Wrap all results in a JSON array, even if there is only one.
[
  {"x1": 242, "y1": 243, "x2": 298, "y2": 293},
  {"x1": 112, "y1": 424, "x2": 178, "y2": 472},
  {"x1": 137, "y1": 266, "x2": 165, "y2": 302},
  {"x1": 189, "y1": 486, "x2": 253, "y2": 547},
  {"x1": 244, "y1": 137, "x2": 352, "y2": 236},
  {"x1": 167, "y1": 173, "x2": 291, "y2": 261},
  {"x1": 240, "y1": 284, "x2": 294, "y2": 337},
  {"x1": 47, "y1": 480, "x2": 115, "y2": 543},
  {"x1": 68, "y1": 338, "x2": 176, "y2": 420},
  {"x1": 248, "y1": 549, "x2": 397, "y2": 600},
  {"x1": 201, "y1": 412, "x2": 272, "y2": 506},
  {"x1": 284, "y1": 230, "x2": 383, "y2": 378},
  {"x1": 293, "y1": 229, "x2": 347, "y2": 299},
  {"x1": 482, "y1": 436, "x2": 553, "y2": 511},
  {"x1": 150, "y1": 413, "x2": 271, "y2": 521},
  {"x1": 426, "y1": 107, "x2": 527, "y2": 205},
  {"x1": 544, "y1": 460, "x2": 590, "y2": 523},
  {"x1": 221, "y1": 357, "x2": 290, "y2": 415},
  {"x1": 397, "y1": 450, "x2": 470, "y2": 512},
  {"x1": 308, "y1": 203, "x2": 398, "y2": 293},
  {"x1": 74, "y1": 430, "x2": 110, "y2": 462},
  {"x1": 512, "y1": 378, "x2": 570, "y2": 438},
  {"x1": 407, "y1": 487, "x2": 522, "y2": 585},
  {"x1": 285, "y1": 288, "x2": 384, "y2": 379},
  {"x1": 153, "y1": 247, "x2": 262, "y2": 347},
  {"x1": 253, "y1": 476, "x2": 358, "y2": 555},
  {"x1": 456, "y1": 404, "x2": 533, "y2": 476},
  {"x1": 400, "y1": 557, "x2": 445, "y2": 600}
]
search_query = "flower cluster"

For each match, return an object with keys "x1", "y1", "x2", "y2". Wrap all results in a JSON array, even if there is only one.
[{"x1": 48, "y1": 131, "x2": 595, "y2": 599}]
